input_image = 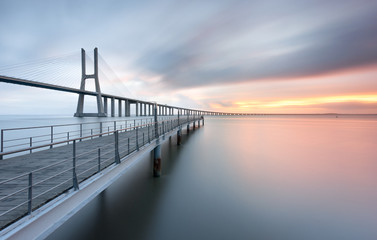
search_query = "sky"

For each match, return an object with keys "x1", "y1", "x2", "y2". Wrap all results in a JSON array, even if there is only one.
[{"x1": 0, "y1": 0, "x2": 377, "y2": 114}]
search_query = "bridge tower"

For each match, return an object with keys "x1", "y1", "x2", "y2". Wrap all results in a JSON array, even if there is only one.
[{"x1": 74, "y1": 48, "x2": 106, "y2": 117}]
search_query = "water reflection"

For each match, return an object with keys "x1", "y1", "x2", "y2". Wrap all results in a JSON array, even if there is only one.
[{"x1": 47, "y1": 115, "x2": 377, "y2": 240}]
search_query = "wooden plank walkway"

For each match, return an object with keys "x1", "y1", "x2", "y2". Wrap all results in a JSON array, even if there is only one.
[{"x1": 0, "y1": 121, "x2": 174, "y2": 229}]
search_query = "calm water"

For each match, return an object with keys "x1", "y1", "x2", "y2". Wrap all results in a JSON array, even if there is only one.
[{"x1": 18, "y1": 115, "x2": 377, "y2": 239}]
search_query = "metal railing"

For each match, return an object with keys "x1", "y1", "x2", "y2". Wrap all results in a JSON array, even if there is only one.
[
  {"x1": 0, "y1": 116, "x2": 180, "y2": 160},
  {"x1": 0, "y1": 115, "x2": 202, "y2": 230}
]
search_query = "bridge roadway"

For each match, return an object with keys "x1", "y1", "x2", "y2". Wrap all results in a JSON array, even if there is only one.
[{"x1": 0, "y1": 117, "x2": 197, "y2": 230}]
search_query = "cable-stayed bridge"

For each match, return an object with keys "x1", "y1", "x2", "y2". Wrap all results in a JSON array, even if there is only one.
[
  {"x1": 0, "y1": 48, "x2": 251, "y2": 239},
  {"x1": 0, "y1": 48, "x2": 247, "y2": 118}
]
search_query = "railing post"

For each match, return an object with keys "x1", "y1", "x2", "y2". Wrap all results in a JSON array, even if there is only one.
[
  {"x1": 114, "y1": 121, "x2": 116, "y2": 131},
  {"x1": 1, "y1": 129, "x2": 3, "y2": 160},
  {"x1": 80, "y1": 124, "x2": 83, "y2": 142},
  {"x1": 67, "y1": 132, "x2": 70, "y2": 145},
  {"x1": 28, "y1": 172, "x2": 32, "y2": 215},
  {"x1": 115, "y1": 131, "x2": 120, "y2": 164},
  {"x1": 128, "y1": 138, "x2": 130, "y2": 154},
  {"x1": 178, "y1": 109, "x2": 180, "y2": 127},
  {"x1": 91, "y1": 129, "x2": 93, "y2": 139},
  {"x1": 136, "y1": 127, "x2": 139, "y2": 151},
  {"x1": 143, "y1": 132, "x2": 145, "y2": 146},
  {"x1": 100, "y1": 122, "x2": 103, "y2": 137},
  {"x1": 72, "y1": 140, "x2": 79, "y2": 190},
  {"x1": 148, "y1": 125, "x2": 150, "y2": 143},
  {"x1": 154, "y1": 104, "x2": 158, "y2": 139},
  {"x1": 30, "y1": 137, "x2": 32, "y2": 154},
  {"x1": 50, "y1": 126, "x2": 53, "y2": 149},
  {"x1": 98, "y1": 148, "x2": 101, "y2": 172}
]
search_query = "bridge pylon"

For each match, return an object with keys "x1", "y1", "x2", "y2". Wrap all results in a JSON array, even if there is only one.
[{"x1": 74, "y1": 48, "x2": 107, "y2": 117}]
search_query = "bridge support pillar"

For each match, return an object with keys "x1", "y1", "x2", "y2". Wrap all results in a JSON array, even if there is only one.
[
  {"x1": 118, "y1": 99, "x2": 122, "y2": 117},
  {"x1": 124, "y1": 100, "x2": 128, "y2": 117},
  {"x1": 127, "y1": 100, "x2": 130, "y2": 117},
  {"x1": 74, "y1": 48, "x2": 106, "y2": 117},
  {"x1": 104, "y1": 97, "x2": 108, "y2": 114},
  {"x1": 111, "y1": 98, "x2": 115, "y2": 117},
  {"x1": 136, "y1": 102, "x2": 139, "y2": 116}
]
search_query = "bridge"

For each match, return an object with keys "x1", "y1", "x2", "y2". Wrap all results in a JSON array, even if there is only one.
[{"x1": 0, "y1": 48, "x2": 251, "y2": 239}]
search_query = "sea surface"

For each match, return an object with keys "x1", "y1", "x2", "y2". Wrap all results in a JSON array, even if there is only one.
[{"x1": 3, "y1": 115, "x2": 377, "y2": 240}]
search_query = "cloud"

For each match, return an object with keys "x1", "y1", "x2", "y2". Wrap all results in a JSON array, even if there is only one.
[
  {"x1": 133, "y1": 0, "x2": 377, "y2": 89},
  {"x1": 1, "y1": 0, "x2": 377, "y2": 114}
]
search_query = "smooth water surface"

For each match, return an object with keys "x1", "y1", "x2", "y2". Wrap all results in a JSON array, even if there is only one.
[{"x1": 43, "y1": 115, "x2": 377, "y2": 240}]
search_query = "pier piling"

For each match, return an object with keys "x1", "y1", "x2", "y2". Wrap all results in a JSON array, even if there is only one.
[
  {"x1": 177, "y1": 129, "x2": 182, "y2": 145},
  {"x1": 153, "y1": 144, "x2": 161, "y2": 177}
]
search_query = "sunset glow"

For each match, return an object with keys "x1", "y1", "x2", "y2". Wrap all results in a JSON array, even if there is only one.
[{"x1": 236, "y1": 94, "x2": 377, "y2": 108}]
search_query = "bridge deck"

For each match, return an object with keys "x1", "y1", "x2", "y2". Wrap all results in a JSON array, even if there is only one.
[{"x1": 0, "y1": 118, "x2": 193, "y2": 229}]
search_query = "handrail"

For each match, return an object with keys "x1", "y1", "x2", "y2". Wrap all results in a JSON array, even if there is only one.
[
  {"x1": 1, "y1": 116, "x2": 155, "y2": 131},
  {"x1": 0, "y1": 119, "x2": 180, "y2": 159}
]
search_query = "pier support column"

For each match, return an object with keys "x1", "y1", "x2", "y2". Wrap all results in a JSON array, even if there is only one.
[
  {"x1": 136, "y1": 102, "x2": 139, "y2": 116},
  {"x1": 177, "y1": 128, "x2": 182, "y2": 145},
  {"x1": 193, "y1": 121, "x2": 196, "y2": 129},
  {"x1": 153, "y1": 144, "x2": 161, "y2": 177}
]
